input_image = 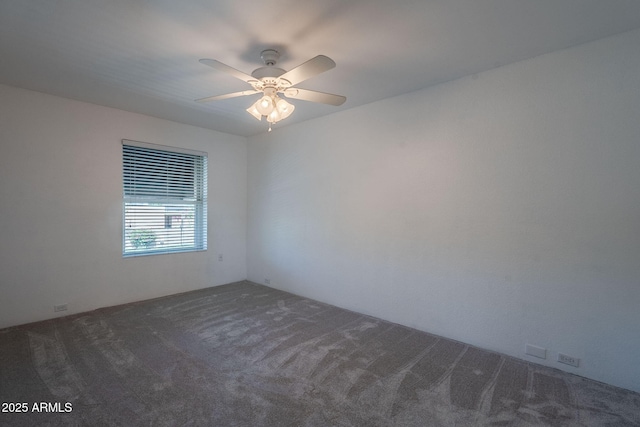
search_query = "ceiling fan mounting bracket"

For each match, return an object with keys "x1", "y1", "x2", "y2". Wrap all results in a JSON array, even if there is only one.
[
  {"x1": 260, "y1": 49, "x2": 280, "y2": 66},
  {"x1": 250, "y1": 49, "x2": 289, "y2": 81}
]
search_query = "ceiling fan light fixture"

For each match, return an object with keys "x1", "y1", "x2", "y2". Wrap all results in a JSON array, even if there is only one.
[
  {"x1": 267, "y1": 107, "x2": 281, "y2": 123},
  {"x1": 275, "y1": 97, "x2": 295, "y2": 120},
  {"x1": 246, "y1": 103, "x2": 262, "y2": 121},
  {"x1": 246, "y1": 94, "x2": 295, "y2": 125},
  {"x1": 256, "y1": 95, "x2": 274, "y2": 116}
]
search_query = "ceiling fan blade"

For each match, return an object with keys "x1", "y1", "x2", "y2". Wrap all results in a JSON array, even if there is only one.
[
  {"x1": 279, "y1": 55, "x2": 336, "y2": 86},
  {"x1": 199, "y1": 59, "x2": 256, "y2": 83},
  {"x1": 195, "y1": 90, "x2": 260, "y2": 103},
  {"x1": 283, "y1": 88, "x2": 346, "y2": 106}
]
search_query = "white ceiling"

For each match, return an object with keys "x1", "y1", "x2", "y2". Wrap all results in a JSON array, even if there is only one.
[{"x1": 2, "y1": 0, "x2": 640, "y2": 137}]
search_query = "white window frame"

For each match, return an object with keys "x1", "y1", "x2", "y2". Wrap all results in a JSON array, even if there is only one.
[{"x1": 122, "y1": 140, "x2": 207, "y2": 257}]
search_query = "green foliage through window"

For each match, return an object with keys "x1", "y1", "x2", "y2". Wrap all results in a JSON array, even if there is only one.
[{"x1": 129, "y1": 229, "x2": 157, "y2": 249}]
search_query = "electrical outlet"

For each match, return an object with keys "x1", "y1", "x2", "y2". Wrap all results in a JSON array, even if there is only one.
[
  {"x1": 558, "y1": 353, "x2": 580, "y2": 367},
  {"x1": 264, "y1": 278, "x2": 270, "y2": 285},
  {"x1": 218, "y1": 254, "x2": 223, "y2": 261},
  {"x1": 54, "y1": 304, "x2": 68, "y2": 313},
  {"x1": 525, "y1": 344, "x2": 547, "y2": 359}
]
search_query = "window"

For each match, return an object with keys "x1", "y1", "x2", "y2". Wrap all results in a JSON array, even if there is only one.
[{"x1": 122, "y1": 140, "x2": 207, "y2": 257}]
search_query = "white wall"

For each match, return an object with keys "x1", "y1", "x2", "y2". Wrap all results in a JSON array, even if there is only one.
[
  {"x1": 0, "y1": 84, "x2": 247, "y2": 329},
  {"x1": 247, "y1": 29, "x2": 640, "y2": 392}
]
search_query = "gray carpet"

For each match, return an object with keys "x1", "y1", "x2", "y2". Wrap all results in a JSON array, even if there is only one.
[{"x1": 1, "y1": 281, "x2": 638, "y2": 426}]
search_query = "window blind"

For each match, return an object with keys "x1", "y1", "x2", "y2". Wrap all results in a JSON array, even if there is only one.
[{"x1": 122, "y1": 140, "x2": 207, "y2": 257}]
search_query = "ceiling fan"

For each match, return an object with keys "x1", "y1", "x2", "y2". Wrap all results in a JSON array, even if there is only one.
[{"x1": 196, "y1": 49, "x2": 346, "y2": 131}]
